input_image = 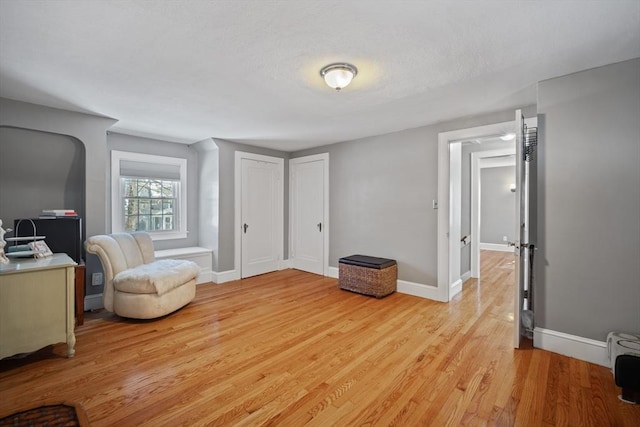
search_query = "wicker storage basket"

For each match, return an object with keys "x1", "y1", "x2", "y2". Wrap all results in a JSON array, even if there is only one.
[{"x1": 338, "y1": 255, "x2": 397, "y2": 298}]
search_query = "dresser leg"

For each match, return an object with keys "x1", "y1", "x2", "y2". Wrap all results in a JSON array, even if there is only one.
[
  {"x1": 75, "y1": 264, "x2": 86, "y2": 326},
  {"x1": 67, "y1": 332, "x2": 76, "y2": 358}
]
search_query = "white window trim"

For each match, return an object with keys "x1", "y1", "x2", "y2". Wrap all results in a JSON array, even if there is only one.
[{"x1": 111, "y1": 150, "x2": 188, "y2": 240}]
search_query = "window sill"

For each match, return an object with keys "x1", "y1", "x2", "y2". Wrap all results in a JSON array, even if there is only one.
[
  {"x1": 113, "y1": 230, "x2": 188, "y2": 241},
  {"x1": 150, "y1": 231, "x2": 187, "y2": 241}
]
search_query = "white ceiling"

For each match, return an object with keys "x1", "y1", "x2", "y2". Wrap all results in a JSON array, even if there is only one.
[{"x1": 1, "y1": 1, "x2": 639, "y2": 152}]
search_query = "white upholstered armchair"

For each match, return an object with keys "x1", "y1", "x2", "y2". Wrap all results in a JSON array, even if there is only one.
[{"x1": 85, "y1": 232, "x2": 198, "y2": 319}]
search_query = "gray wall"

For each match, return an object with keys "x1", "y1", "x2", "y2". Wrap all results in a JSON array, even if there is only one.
[
  {"x1": 0, "y1": 97, "x2": 116, "y2": 296},
  {"x1": 536, "y1": 58, "x2": 640, "y2": 341},
  {"x1": 480, "y1": 165, "x2": 515, "y2": 244},
  {"x1": 107, "y1": 132, "x2": 199, "y2": 250},
  {"x1": 0, "y1": 102, "x2": 202, "y2": 295},
  {"x1": 0, "y1": 98, "x2": 116, "y2": 238},
  {"x1": 0, "y1": 127, "x2": 85, "y2": 226},
  {"x1": 194, "y1": 138, "x2": 220, "y2": 270},
  {"x1": 293, "y1": 106, "x2": 536, "y2": 285},
  {"x1": 195, "y1": 138, "x2": 289, "y2": 272}
]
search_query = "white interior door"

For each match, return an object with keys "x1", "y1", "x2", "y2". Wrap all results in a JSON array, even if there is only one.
[
  {"x1": 514, "y1": 109, "x2": 536, "y2": 348},
  {"x1": 290, "y1": 155, "x2": 326, "y2": 275},
  {"x1": 241, "y1": 158, "x2": 281, "y2": 278}
]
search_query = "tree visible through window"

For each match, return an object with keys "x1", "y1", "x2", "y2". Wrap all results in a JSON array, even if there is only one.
[{"x1": 122, "y1": 178, "x2": 178, "y2": 232}]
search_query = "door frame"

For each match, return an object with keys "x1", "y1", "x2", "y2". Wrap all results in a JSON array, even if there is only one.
[
  {"x1": 470, "y1": 149, "x2": 516, "y2": 278},
  {"x1": 437, "y1": 120, "x2": 517, "y2": 302},
  {"x1": 438, "y1": 121, "x2": 515, "y2": 302},
  {"x1": 234, "y1": 151, "x2": 284, "y2": 277},
  {"x1": 289, "y1": 153, "x2": 330, "y2": 276},
  {"x1": 437, "y1": 116, "x2": 536, "y2": 302}
]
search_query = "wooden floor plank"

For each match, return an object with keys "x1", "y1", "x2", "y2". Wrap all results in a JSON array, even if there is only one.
[{"x1": 1, "y1": 251, "x2": 638, "y2": 426}]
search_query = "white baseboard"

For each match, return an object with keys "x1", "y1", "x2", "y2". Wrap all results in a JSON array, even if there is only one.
[
  {"x1": 397, "y1": 280, "x2": 442, "y2": 301},
  {"x1": 461, "y1": 270, "x2": 472, "y2": 283},
  {"x1": 479, "y1": 243, "x2": 513, "y2": 252},
  {"x1": 84, "y1": 293, "x2": 103, "y2": 311},
  {"x1": 450, "y1": 278, "x2": 463, "y2": 299},
  {"x1": 327, "y1": 266, "x2": 339, "y2": 278},
  {"x1": 279, "y1": 259, "x2": 291, "y2": 270},
  {"x1": 212, "y1": 269, "x2": 240, "y2": 284},
  {"x1": 197, "y1": 271, "x2": 214, "y2": 284},
  {"x1": 533, "y1": 327, "x2": 608, "y2": 367}
]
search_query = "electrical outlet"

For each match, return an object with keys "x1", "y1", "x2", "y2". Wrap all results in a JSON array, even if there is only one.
[
  {"x1": 92, "y1": 272, "x2": 103, "y2": 286},
  {"x1": 503, "y1": 236, "x2": 508, "y2": 242}
]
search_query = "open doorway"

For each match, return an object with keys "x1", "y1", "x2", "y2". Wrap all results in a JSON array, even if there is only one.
[
  {"x1": 437, "y1": 120, "x2": 519, "y2": 302},
  {"x1": 438, "y1": 113, "x2": 537, "y2": 348},
  {"x1": 469, "y1": 147, "x2": 516, "y2": 281}
]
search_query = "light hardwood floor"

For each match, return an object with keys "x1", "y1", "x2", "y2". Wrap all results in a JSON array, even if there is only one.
[{"x1": 1, "y1": 251, "x2": 638, "y2": 426}]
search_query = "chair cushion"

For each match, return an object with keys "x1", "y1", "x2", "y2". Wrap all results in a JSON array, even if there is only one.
[{"x1": 113, "y1": 259, "x2": 199, "y2": 296}]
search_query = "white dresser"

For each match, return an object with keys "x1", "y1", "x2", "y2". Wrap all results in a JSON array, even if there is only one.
[{"x1": 0, "y1": 253, "x2": 76, "y2": 359}]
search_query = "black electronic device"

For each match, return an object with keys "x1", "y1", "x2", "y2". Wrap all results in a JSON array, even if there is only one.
[{"x1": 13, "y1": 217, "x2": 83, "y2": 263}]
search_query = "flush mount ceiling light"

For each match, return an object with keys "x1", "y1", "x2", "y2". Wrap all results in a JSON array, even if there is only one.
[
  {"x1": 320, "y1": 63, "x2": 358, "y2": 91},
  {"x1": 500, "y1": 133, "x2": 516, "y2": 141}
]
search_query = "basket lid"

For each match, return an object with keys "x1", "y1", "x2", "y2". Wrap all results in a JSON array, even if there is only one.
[{"x1": 339, "y1": 255, "x2": 396, "y2": 269}]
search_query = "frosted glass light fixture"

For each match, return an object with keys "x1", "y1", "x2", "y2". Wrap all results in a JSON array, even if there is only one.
[
  {"x1": 500, "y1": 133, "x2": 516, "y2": 141},
  {"x1": 320, "y1": 63, "x2": 357, "y2": 91}
]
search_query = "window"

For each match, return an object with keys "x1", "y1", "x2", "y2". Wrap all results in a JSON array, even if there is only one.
[
  {"x1": 122, "y1": 178, "x2": 177, "y2": 232},
  {"x1": 111, "y1": 151, "x2": 187, "y2": 240}
]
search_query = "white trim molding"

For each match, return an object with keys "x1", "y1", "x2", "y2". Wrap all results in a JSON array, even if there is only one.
[
  {"x1": 212, "y1": 270, "x2": 240, "y2": 284},
  {"x1": 279, "y1": 259, "x2": 291, "y2": 270},
  {"x1": 84, "y1": 293, "x2": 104, "y2": 311},
  {"x1": 198, "y1": 271, "x2": 214, "y2": 284},
  {"x1": 438, "y1": 117, "x2": 537, "y2": 302},
  {"x1": 461, "y1": 270, "x2": 472, "y2": 283},
  {"x1": 533, "y1": 327, "x2": 608, "y2": 367},
  {"x1": 111, "y1": 150, "x2": 188, "y2": 241},
  {"x1": 327, "y1": 266, "x2": 339, "y2": 279},
  {"x1": 479, "y1": 243, "x2": 513, "y2": 252},
  {"x1": 398, "y1": 280, "x2": 444, "y2": 301},
  {"x1": 438, "y1": 120, "x2": 516, "y2": 302},
  {"x1": 450, "y1": 279, "x2": 462, "y2": 299}
]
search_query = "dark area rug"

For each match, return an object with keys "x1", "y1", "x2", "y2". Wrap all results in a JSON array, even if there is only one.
[{"x1": 0, "y1": 402, "x2": 90, "y2": 426}]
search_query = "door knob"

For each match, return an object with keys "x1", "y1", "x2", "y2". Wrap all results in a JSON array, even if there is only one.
[
  {"x1": 243, "y1": 223, "x2": 249, "y2": 233},
  {"x1": 317, "y1": 222, "x2": 322, "y2": 232}
]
